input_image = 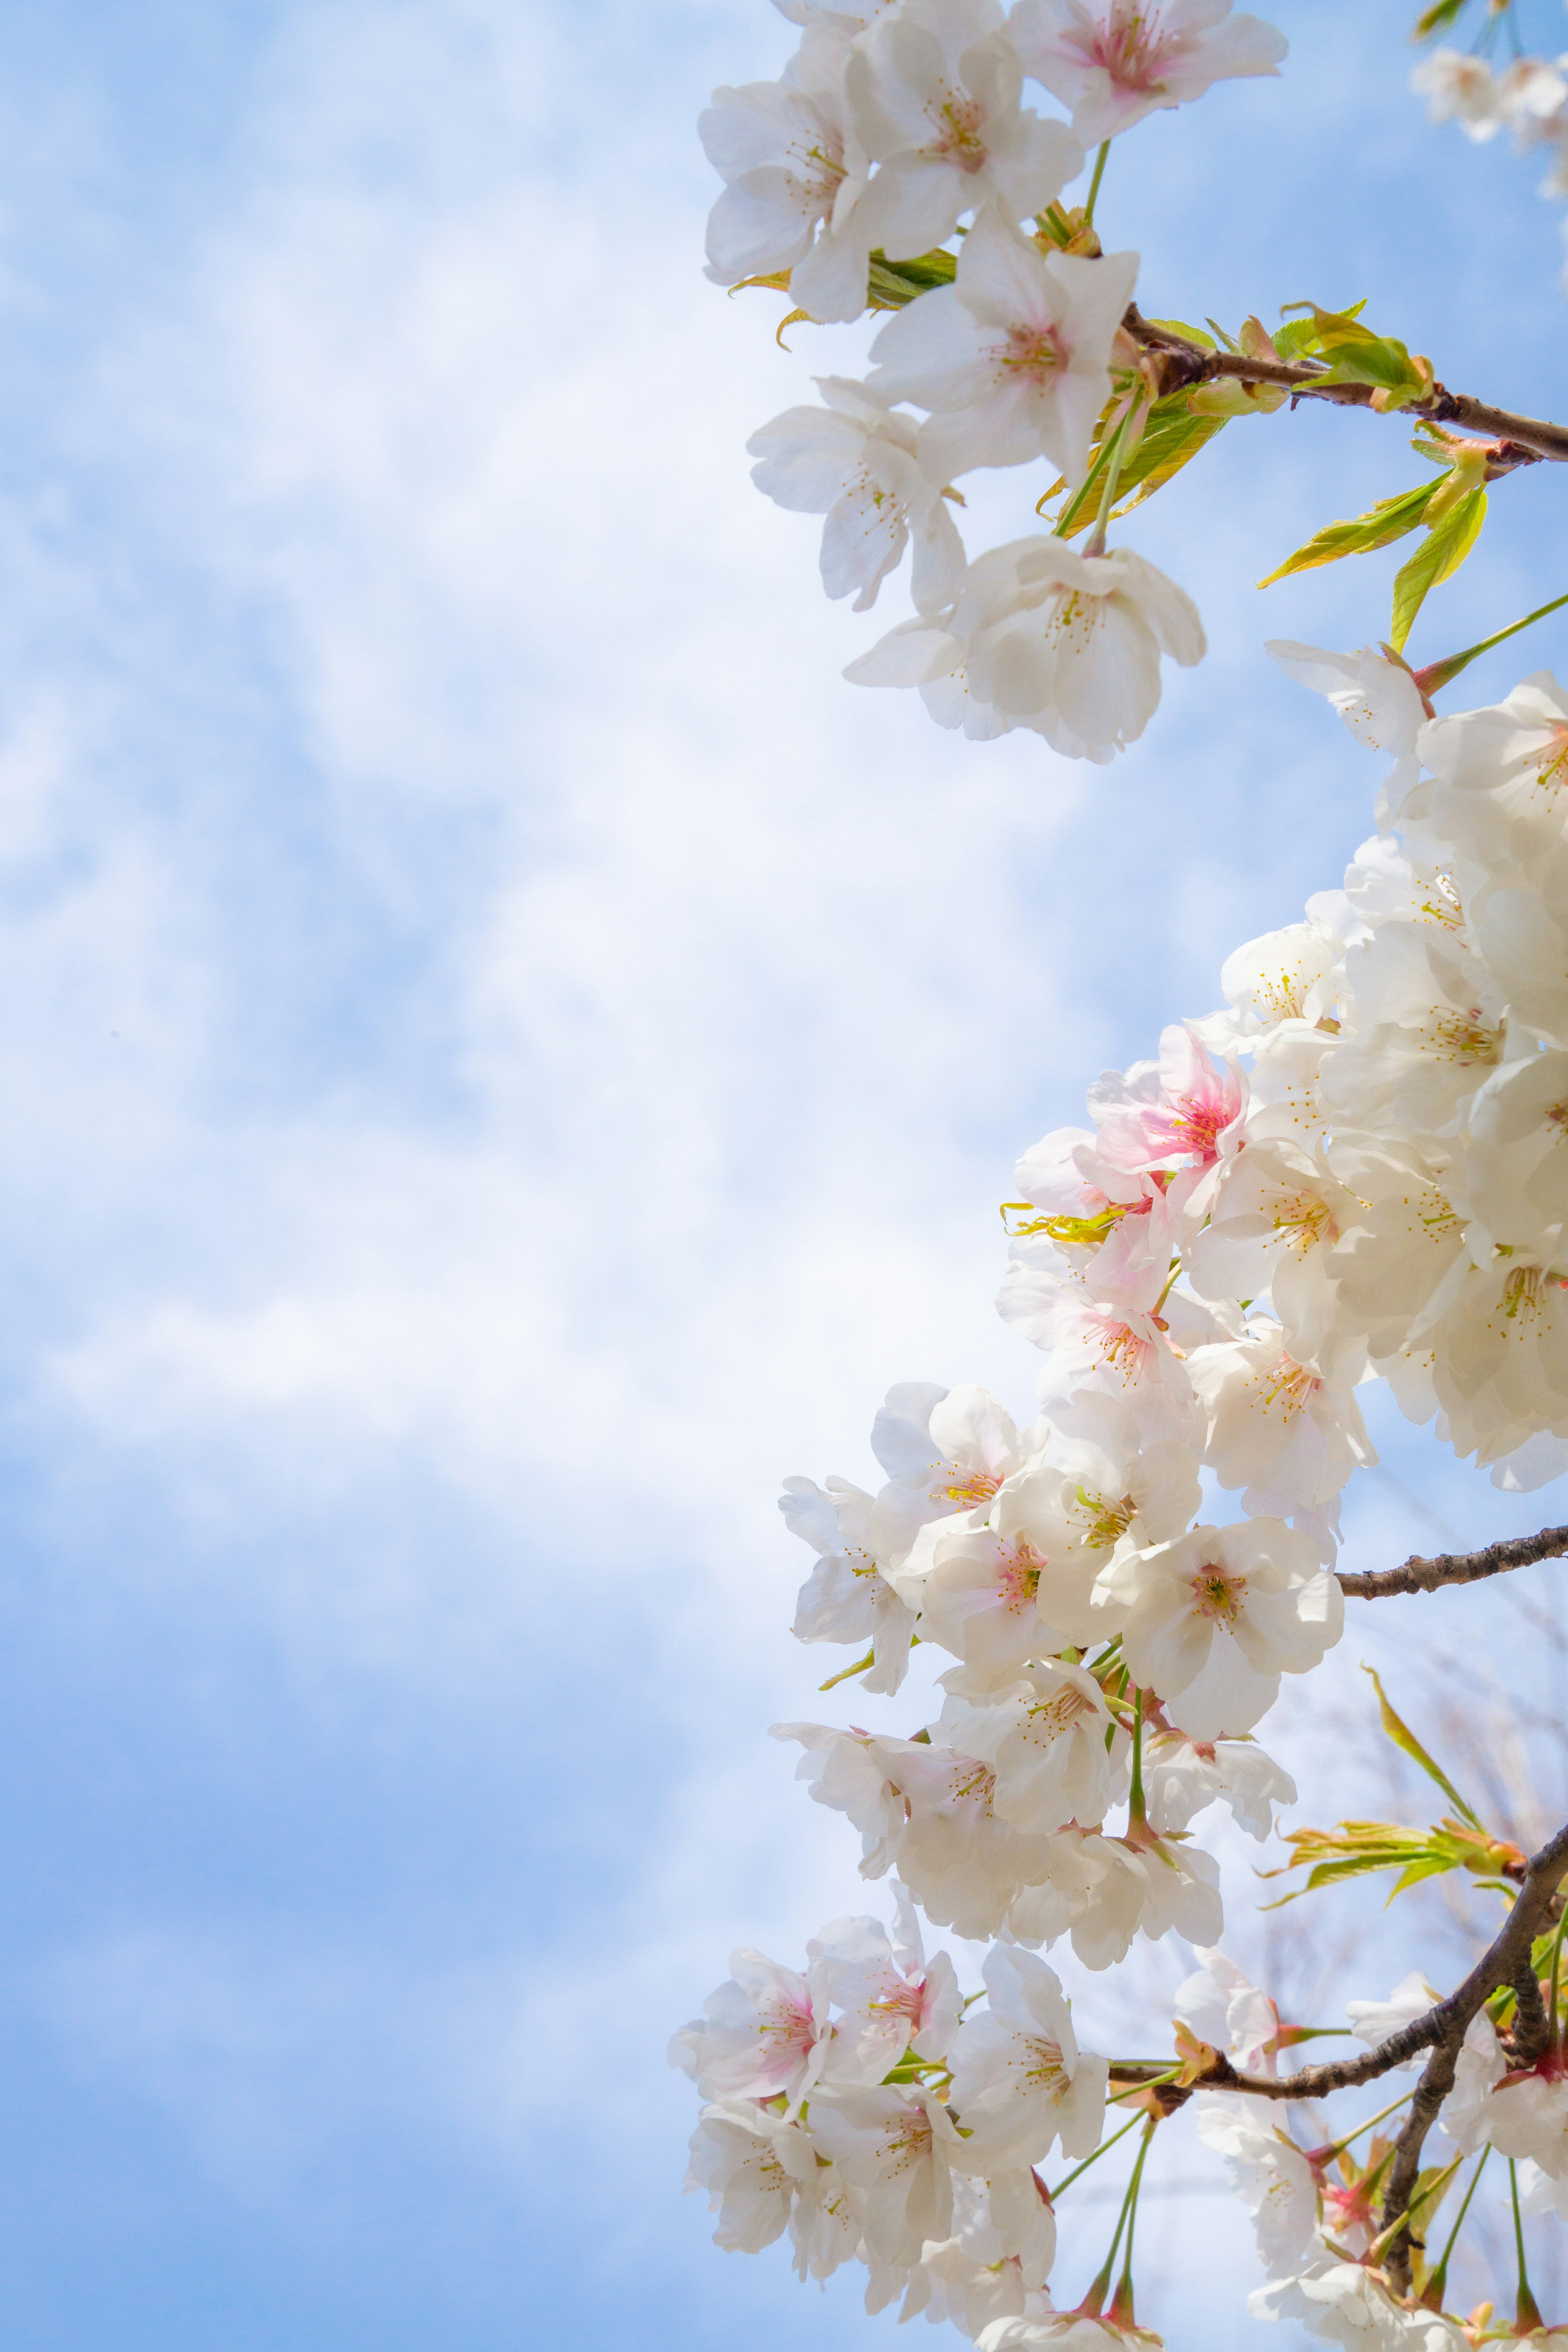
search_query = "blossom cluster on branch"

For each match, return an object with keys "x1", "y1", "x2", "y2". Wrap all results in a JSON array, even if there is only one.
[
  {"x1": 677, "y1": 2, "x2": 1568, "y2": 2343},
  {"x1": 1412, "y1": 0, "x2": 1568, "y2": 281}
]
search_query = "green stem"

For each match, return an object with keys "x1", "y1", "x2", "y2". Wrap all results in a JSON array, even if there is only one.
[
  {"x1": 1511, "y1": 2159, "x2": 1544, "y2": 2333},
  {"x1": 1083, "y1": 397, "x2": 1144, "y2": 559},
  {"x1": 1128, "y1": 1687, "x2": 1146, "y2": 1824},
  {"x1": 1047, "y1": 2109, "x2": 1145, "y2": 2200},
  {"x1": 1414, "y1": 586, "x2": 1568, "y2": 696},
  {"x1": 1423, "y1": 2147, "x2": 1488, "y2": 2312},
  {"x1": 1548, "y1": 1906, "x2": 1568, "y2": 2049},
  {"x1": 1082, "y1": 140, "x2": 1111, "y2": 227},
  {"x1": 1078, "y1": 2127, "x2": 1147, "y2": 2315},
  {"x1": 1315, "y1": 2087, "x2": 1417, "y2": 2165},
  {"x1": 1109, "y1": 2120, "x2": 1156, "y2": 2324},
  {"x1": 1052, "y1": 423, "x2": 1118, "y2": 539},
  {"x1": 1108, "y1": 2065, "x2": 1179, "y2": 2105}
]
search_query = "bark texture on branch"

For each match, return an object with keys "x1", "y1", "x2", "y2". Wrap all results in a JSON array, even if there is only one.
[
  {"x1": 1189, "y1": 1818, "x2": 1568, "y2": 2292},
  {"x1": 1122, "y1": 306, "x2": 1568, "y2": 466},
  {"x1": 1337, "y1": 1524, "x2": 1568, "y2": 1600}
]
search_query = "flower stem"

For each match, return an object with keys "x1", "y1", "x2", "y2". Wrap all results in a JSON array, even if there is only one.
[
  {"x1": 1083, "y1": 397, "x2": 1145, "y2": 559},
  {"x1": 1076, "y1": 2123, "x2": 1149, "y2": 2315},
  {"x1": 1422, "y1": 2147, "x2": 1488, "y2": 2312},
  {"x1": 1413, "y1": 587, "x2": 1568, "y2": 697},
  {"x1": 1082, "y1": 140, "x2": 1111, "y2": 227},
  {"x1": 1312, "y1": 2087, "x2": 1417, "y2": 2165},
  {"x1": 1128, "y1": 1686, "x2": 1146, "y2": 1825},
  {"x1": 1047, "y1": 2108, "x2": 1145, "y2": 2200},
  {"x1": 1109, "y1": 2118, "x2": 1156, "y2": 2325},
  {"x1": 1511, "y1": 2159, "x2": 1544, "y2": 2334}
]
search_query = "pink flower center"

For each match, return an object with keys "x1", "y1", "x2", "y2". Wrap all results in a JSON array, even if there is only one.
[
  {"x1": 928, "y1": 87, "x2": 988, "y2": 171},
  {"x1": 943, "y1": 1466, "x2": 1003, "y2": 1507},
  {"x1": 1087, "y1": 6, "x2": 1179, "y2": 97},
  {"x1": 996, "y1": 1536, "x2": 1046, "y2": 1613},
  {"x1": 1189, "y1": 1565, "x2": 1246, "y2": 1628},
  {"x1": 998, "y1": 322, "x2": 1065, "y2": 384}
]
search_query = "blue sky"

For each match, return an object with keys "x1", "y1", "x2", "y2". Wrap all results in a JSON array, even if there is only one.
[{"x1": 0, "y1": 1, "x2": 1565, "y2": 2345}]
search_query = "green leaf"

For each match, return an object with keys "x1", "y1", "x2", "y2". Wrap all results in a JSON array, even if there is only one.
[
  {"x1": 1142, "y1": 316, "x2": 1215, "y2": 350},
  {"x1": 1363, "y1": 1665, "x2": 1484, "y2": 1826},
  {"x1": 1389, "y1": 484, "x2": 1487, "y2": 651},
  {"x1": 866, "y1": 248, "x2": 957, "y2": 309},
  {"x1": 1413, "y1": 0, "x2": 1472, "y2": 37},
  {"x1": 1275, "y1": 298, "x2": 1365, "y2": 362},
  {"x1": 1258, "y1": 480, "x2": 1438, "y2": 588},
  {"x1": 1285, "y1": 304, "x2": 1430, "y2": 404}
]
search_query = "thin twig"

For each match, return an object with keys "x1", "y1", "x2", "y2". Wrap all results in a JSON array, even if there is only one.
[
  {"x1": 1337, "y1": 1526, "x2": 1568, "y2": 1601},
  {"x1": 1123, "y1": 307, "x2": 1568, "y2": 466}
]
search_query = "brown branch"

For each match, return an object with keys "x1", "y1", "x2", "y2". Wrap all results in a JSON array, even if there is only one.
[
  {"x1": 1337, "y1": 1524, "x2": 1568, "y2": 1601},
  {"x1": 1189, "y1": 1815, "x2": 1568, "y2": 2183},
  {"x1": 1123, "y1": 306, "x2": 1568, "y2": 467}
]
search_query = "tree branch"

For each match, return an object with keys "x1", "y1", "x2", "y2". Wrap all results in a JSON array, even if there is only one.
[
  {"x1": 1337, "y1": 1525, "x2": 1568, "y2": 1601},
  {"x1": 1189, "y1": 1815, "x2": 1568, "y2": 2136},
  {"x1": 1123, "y1": 307, "x2": 1568, "y2": 467}
]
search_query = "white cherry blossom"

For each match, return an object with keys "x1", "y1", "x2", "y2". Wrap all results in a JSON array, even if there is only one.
[
  {"x1": 1098, "y1": 1517, "x2": 1342, "y2": 1738},
  {"x1": 1142, "y1": 1722, "x2": 1296, "y2": 1839},
  {"x1": 1194, "y1": 2100, "x2": 1318, "y2": 2271},
  {"x1": 808, "y1": 2085, "x2": 960, "y2": 2271},
  {"x1": 947, "y1": 1944, "x2": 1108, "y2": 2169},
  {"x1": 1344, "y1": 1970, "x2": 1435, "y2": 2074},
  {"x1": 847, "y1": 533, "x2": 1205, "y2": 760},
  {"x1": 1268, "y1": 639, "x2": 1428, "y2": 824},
  {"x1": 1188, "y1": 1327, "x2": 1376, "y2": 1526},
  {"x1": 686, "y1": 2099, "x2": 857, "y2": 2273},
  {"x1": 866, "y1": 207, "x2": 1138, "y2": 487},
  {"x1": 937, "y1": 1656, "x2": 1127, "y2": 1830},
  {"x1": 671, "y1": 1947, "x2": 832, "y2": 2107},
  {"x1": 699, "y1": 71, "x2": 875, "y2": 322},
  {"x1": 811, "y1": 1891, "x2": 963, "y2": 2082},
  {"x1": 869, "y1": 1380, "x2": 1031, "y2": 1581},
  {"x1": 1421, "y1": 672, "x2": 1568, "y2": 881},
  {"x1": 782, "y1": 1473, "x2": 918, "y2": 1693},
  {"x1": 1412, "y1": 48, "x2": 1501, "y2": 141},
  {"x1": 748, "y1": 376, "x2": 967, "y2": 612},
  {"x1": 1175, "y1": 1948, "x2": 1285, "y2": 2074},
  {"x1": 1011, "y1": 0, "x2": 1287, "y2": 145},
  {"x1": 847, "y1": 0, "x2": 1085, "y2": 260}
]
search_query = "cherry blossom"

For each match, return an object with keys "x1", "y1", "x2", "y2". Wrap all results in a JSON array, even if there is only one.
[
  {"x1": 847, "y1": 533, "x2": 1205, "y2": 760},
  {"x1": 1141, "y1": 1722, "x2": 1296, "y2": 1839},
  {"x1": 1099, "y1": 1516, "x2": 1342, "y2": 1737},
  {"x1": 686, "y1": 2100, "x2": 857, "y2": 2272},
  {"x1": 947, "y1": 1944, "x2": 1109, "y2": 2170},
  {"x1": 782, "y1": 1472, "x2": 918, "y2": 1693},
  {"x1": 1194, "y1": 2100, "x2": 1318, "y2": 2270},
  {"x1": 847, "y1": 0, "x2": 1085, "y2": 260},
  {"x1": 671, "y1": 1946, "x2": 833, "y2": 2108},
  {"x1": 1411, "y1": 48, "x2": 1502, "y2": 142},
  {"x1": 1010, "y1": 0, "x2": 1288, "y2": 146},
  {"x1": 866, "y1": 207, "x2": 1139, "y2": 487},
  {"x1": 811, "y1": 1891, "x2": 963, "y2": 2081},
  {"x1": 699, "y1": 71, "x2": 875, "y2": 323},
  {"x1": 1175, "y1": 1948, "x2": 1286, "y2": 2074},
  {"x1": 937, "y1": 1655, "x2": 1127, "y2": 1830},
  {"x1": 748, "y1": 376, "x2": 967, "y2": 612}
]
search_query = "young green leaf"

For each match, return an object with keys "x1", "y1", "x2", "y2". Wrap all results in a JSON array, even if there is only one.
[
  {"x1": 1258, "y1": 480, "x2": 1438, "y2": 588},
  {"x1": 1389, "y1": 485, "x2": 1487, "y2": 650},
  {"x1": 1282, "y1": 304, "x2": 1432, "y2": 406},
  {"x1": 1412, "y1": 0, "x2": 1472, "y2": 38},
  {"x1": 1363, "y1": 1665, "x2": 1484, "y2": 1825}
]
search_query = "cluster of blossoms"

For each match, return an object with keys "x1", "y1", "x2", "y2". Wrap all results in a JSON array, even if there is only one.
[
  {"x1": 683, "y1": 1, "x2": 1568, "y2": 2343},
  {"x1": 1413, "y1": 5, "x2": 1568, "y2": 282},
  {"x1": 673, "y1": 644, "x2": 1568, "y2": 2333},
  {"x1": 704, "y1": 0, "x2": 1287, "y2": 759}
]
